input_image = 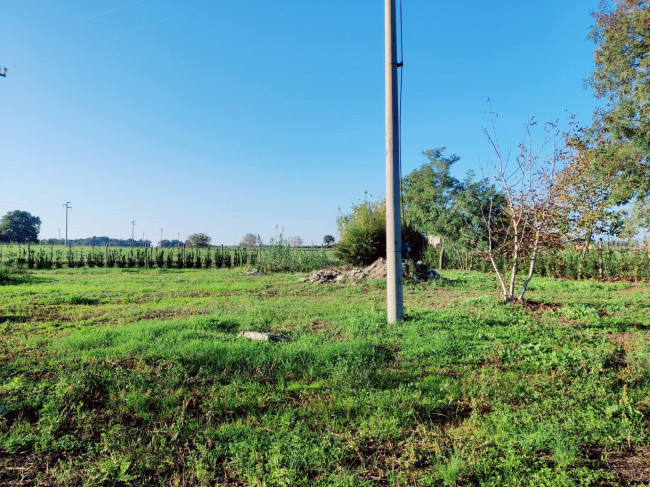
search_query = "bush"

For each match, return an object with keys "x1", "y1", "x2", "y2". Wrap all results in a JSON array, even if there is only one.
[
  {"x1": 335, "y1": 199, "x2": 386, "y2": 266},
  {"x1": 335, "y1": 198, "x2": 426, "y2": 266},
  {"x1": 0, "y1": 265, "x2": 13, "y2": 284}
]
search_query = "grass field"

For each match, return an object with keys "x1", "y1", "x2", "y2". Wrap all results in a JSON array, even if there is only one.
[{"x1": 1, "y1": 268, "x2": 649, "y2": 485}]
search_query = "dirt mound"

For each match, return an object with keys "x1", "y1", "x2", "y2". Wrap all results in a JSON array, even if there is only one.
[{"x1": 364, "y1": 258, "x2": 388, "y2": 279}]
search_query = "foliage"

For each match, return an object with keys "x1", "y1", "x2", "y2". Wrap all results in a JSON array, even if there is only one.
[
  {"x1": 403, "y1": 148, "x2": 462, "y2": 240},
  {"x1": 40, "y1": 236, "x2": 153, "y2": 247},
  {"x1": 239, "y1": 233, "x2": 262, "y2": 247},
  {"x1": 0, "y1": 210, "x2": 41, "y2": 244},
  {"x1": 185, "y1": 233, "x2": 211, "y2": 248},
  {"x1": 335, "y1": 198, "x2": 386, "y2": 266},
  {"x1": 587, "y1": 0, "x2": 650, "y2": 202},
  {"x1": 0, "y1": 244, "x2": 333, "y2": 273},
  {"x1": 403, "y1": 149, "x2": 504, "y2": 269},
  {"x1": 261, "y1": 234, "x2": 331, "y2": 272},
  {"x1": 323, "y1": 234, "x2": 335, "y2": 246},
  {"x1": 401, "y1": 224, "x2": 427, "y2": 262},
  {"x1": 158, "y1": 239, "x2": 183, "y2": 248},
  {"x1": 623, "y1": 196, "x2": 650, "y2": 237},
  {"x1": 0, "y1": 265, "x2": 13, "y2": 284},
  {"x1": 555, "y1": 136, "x2": 625, "y2": 242}
]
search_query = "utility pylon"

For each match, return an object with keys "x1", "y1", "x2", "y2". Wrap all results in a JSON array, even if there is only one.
[
  {"x1": 63, "y1": 202, "x2": 71, "y2": 246},
  {"x1": 130, "y1": 220, "x2": 136, "y2": 247},
  {"x1": 160, "y1": 228, "x2": 164, "y2": 247},
  {"x1": 385, "y1": 0, "x2": 403, "y2": 323}
]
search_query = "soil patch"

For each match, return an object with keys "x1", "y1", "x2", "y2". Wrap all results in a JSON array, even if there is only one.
[
  {"x1": 515, "y1": 300, "x2": 562, "y2": 313},
  {"x1": 602, "y1": 447, "x2": 650, "y2": 485}
]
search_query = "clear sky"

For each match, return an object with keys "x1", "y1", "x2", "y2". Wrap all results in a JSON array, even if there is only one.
[{"x1": 1, "y1": 0, "x2": 599, "y2": 245}]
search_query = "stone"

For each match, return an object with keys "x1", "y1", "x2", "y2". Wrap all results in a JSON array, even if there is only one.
[{"x1": 237, "y1": 331, "x2": 288, "y2": 342}]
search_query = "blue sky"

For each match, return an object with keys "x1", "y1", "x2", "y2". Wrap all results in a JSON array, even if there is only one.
[{"x1": 1, "y1": 0, "x2": 599, "y2": 245}]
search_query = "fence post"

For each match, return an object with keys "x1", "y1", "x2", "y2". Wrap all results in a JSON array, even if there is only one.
[
  {"x1": 320, "y1": 244, "x2": 323, "y2": 257},
  {"x1": 598, "y1": 238, "x2": 603, "y2": 280},
  {"x1": 183, "y1": 244, "x2": 186, "y2": 267},
  {"x1": 105, "y1": 244, "x2": 108, "y2": 268}
]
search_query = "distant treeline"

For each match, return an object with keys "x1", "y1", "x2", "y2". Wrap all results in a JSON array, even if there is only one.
[{"x1": 38, "y1": 237, "x2": 184, "y2": 248}]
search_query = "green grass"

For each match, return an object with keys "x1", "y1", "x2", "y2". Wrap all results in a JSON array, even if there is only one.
[{"x1": 1, "y1": 268, "x2": 649, "y2": 485}]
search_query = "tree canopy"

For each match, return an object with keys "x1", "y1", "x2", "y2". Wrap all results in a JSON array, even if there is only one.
[
  {"x1": 588, "y1": 0, "x2": 650, "y2": 202},
  {"x1": 239, "y1": 233, "x2": 262, "y2": 247},
  {"x1": 403, "y1": 148, "x2": 501, "y2": 247},
  {"x1": 0, "y1": 210, "x2": 41, "y2": 243},
  {"x1": 185, "y1": 233, "x2": 211, "y2": 248}
]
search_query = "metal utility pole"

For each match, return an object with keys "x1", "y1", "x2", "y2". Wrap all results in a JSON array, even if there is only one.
[
  {"x1": 63, "y1": 202, "x2": 71, "y2": 246},
  {"x1": 385, "y1": 0, "x2": 403, "y2": 322},
  {"x1": 130, "y1": 220, "x2": 136, "y2": 247},
  {"x1": 160, "y1": 228, "x2": 164, "y2": 247}
]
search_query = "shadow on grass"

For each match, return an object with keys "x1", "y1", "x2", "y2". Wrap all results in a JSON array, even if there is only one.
[{"x1": 0, "y1": 270, "x2": 51, "y2": 286}]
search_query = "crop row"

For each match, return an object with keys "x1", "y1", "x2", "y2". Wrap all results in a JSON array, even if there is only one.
[{"x1": 0, "y1": 245, "x2": 332, "y2": 273}]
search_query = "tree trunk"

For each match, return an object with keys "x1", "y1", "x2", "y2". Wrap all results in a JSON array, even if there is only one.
[
  {"x1": 598, "y1": 238, "x2": 603, "y2": 280},
  {"x1": 517, "y1": 231, "x2": 540, "y2": 301},
  {"x1": 577, "y1": 235, "x2": 591, "y2": 280},
  {"x1": 489, "y1": 252, "x2": 509, "y2": 301},
  {"x1": 508, "y1": 237, "x2": 520, "y2": 301}
]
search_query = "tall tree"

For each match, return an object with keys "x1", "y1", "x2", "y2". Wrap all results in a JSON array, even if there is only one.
[
  {"x1": 554, "y1": 136, "x2": 625, "y2": 277},
  {"x1": 0, "y1": 210, "x2": 41, "y2": 243},
  {"x1": 403, "y1": 149, "x2": 502, "y2": 268},
  {"x1": 587, "y1": 0, "x2": 650, "y2": 202},
  {"x1": 402, "y1": 148, "x2": 462, "y2": 267}
]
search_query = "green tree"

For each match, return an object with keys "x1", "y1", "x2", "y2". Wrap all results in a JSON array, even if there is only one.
[
  {"x1": 403, "y1": 149, "x2": 502, "y2": 268},
  {"x1": 0, "y1": 210, "x2": 41, "y2": 243},
  {"x1": 587, "y1": 0, "x2": 650, "y2": 202},
  {"x1": 554, "y1": 137, "x2": 625, "y2": 277},
  {"x1": 323, "y1": 235, "x2": 335, "y2": 246}
]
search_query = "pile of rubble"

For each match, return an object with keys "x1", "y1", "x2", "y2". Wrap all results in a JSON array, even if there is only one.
[
  {"x1": 301, "y1": 258, "x2": 445, "y2": 284},
  {"x1": 411, "y1": 261, "x2": 444, "y2": 281},
  {"x1": 300, "y1": 267, "x2": 367, "y2": 284}
]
